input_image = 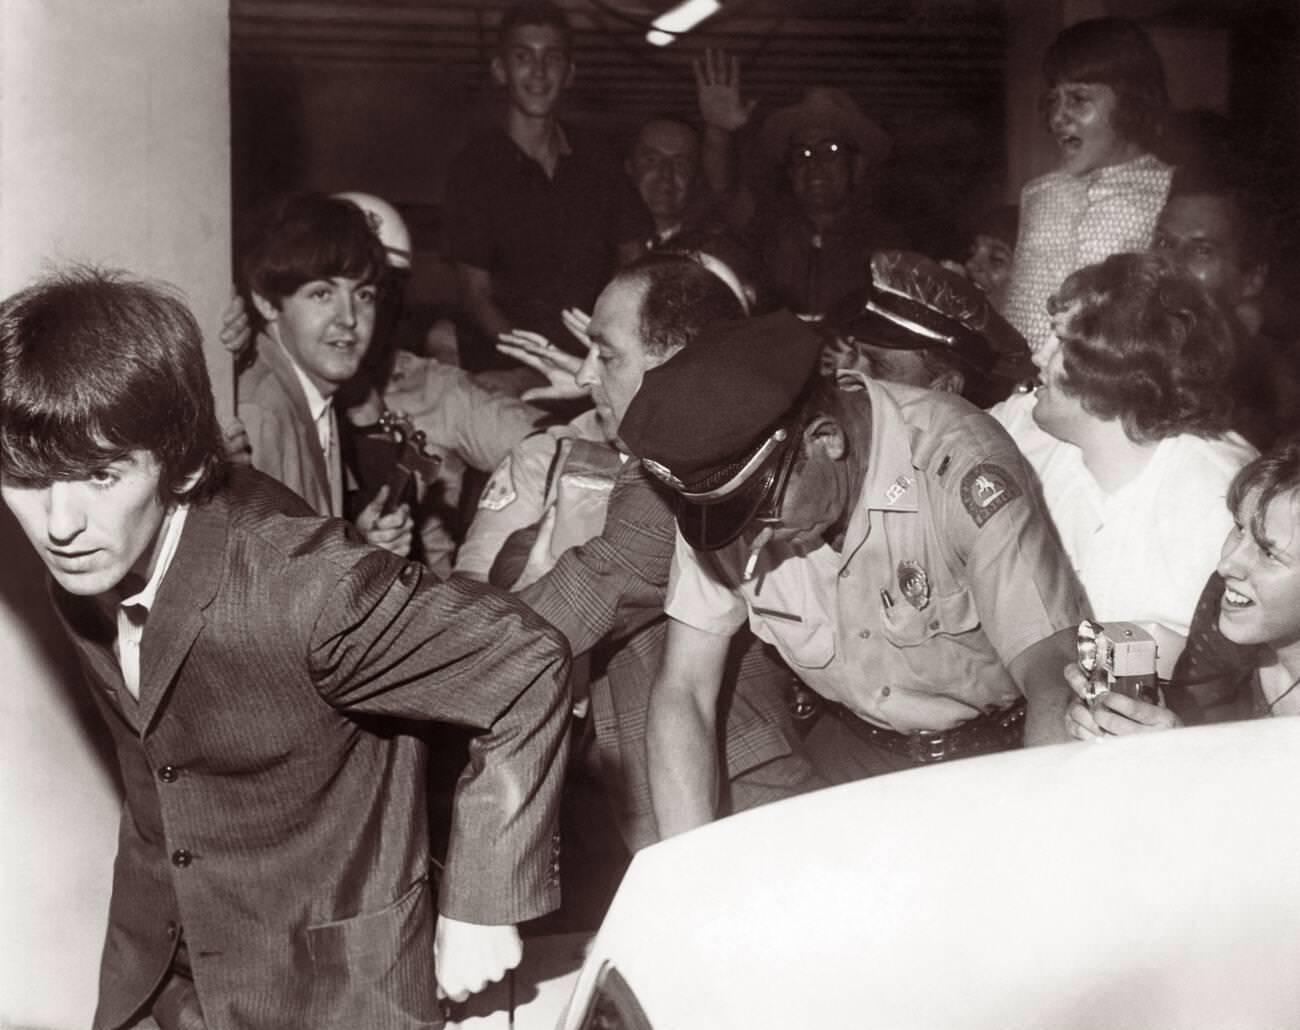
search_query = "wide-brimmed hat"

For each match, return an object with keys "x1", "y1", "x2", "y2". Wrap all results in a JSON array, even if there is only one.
[
  {"x1": 760, "y1": 86, "x2": 892, "y2": 167},
  {"x1": 620, "y1": 311, "x2": 824, "y2": 551}
]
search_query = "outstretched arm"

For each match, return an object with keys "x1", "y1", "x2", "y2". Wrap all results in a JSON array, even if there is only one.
[
  {"x1": 694, "y1": 48, "x2": 756, "y2": 196},
  {"x1": 308, "y1": 549, "x2": 571, "y2": 925},
  {"x1": 648, "y1": 616, "x2": 733, "y2": 838},
  {"x1": 517, "y1": 460, "x2": 677, "y2": 656},
  {"x1": 1009, "y1": 626, "x2": 1077, "y2": 746}
]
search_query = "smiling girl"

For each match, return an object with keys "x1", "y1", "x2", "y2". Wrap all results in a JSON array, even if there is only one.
[
  {"x1": 1005, "y1": 18, "x2": 1173, "y2": 354},
  {"x1": 1173, "y1": 441, "x2": 1300, "y2": 721},
  {"x1": 1067, "y1": 439, "x2": 1300, "y2": 737}
]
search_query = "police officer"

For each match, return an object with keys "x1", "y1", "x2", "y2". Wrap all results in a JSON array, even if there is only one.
[
  {"x1": 619, "y1": 306, "x2": 1088, "y2": 838},
  {"x1": 822, "y1": 250, "x2": 1036, "y2": 409}
]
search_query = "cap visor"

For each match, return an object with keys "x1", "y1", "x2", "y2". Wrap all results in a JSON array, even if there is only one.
[
  {"x1": 840, "y1": 307, "x2": 930, "y2": 351},
  {"x1": 676, "y1": 448, "x2": 787, "y2": 552}
]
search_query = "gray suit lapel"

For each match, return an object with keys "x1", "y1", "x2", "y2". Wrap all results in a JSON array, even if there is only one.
[
  {"x1": 52, "y1": 591, "x2": 139, "y2": 729},
  {"x1": 258, "y1": 334, "x2": 334, "y2": 509},
  {"x1": 135, "y1": 493, "x2": 229, "y2": 735}
]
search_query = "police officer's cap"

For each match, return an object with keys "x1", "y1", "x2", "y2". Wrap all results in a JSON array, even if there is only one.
[
  {"x1": 620, "y1": 310, "x2": 823, "y2": 552},
  {"x1": 826, "y1": 250, "x2": 1034, "y2": 386}
]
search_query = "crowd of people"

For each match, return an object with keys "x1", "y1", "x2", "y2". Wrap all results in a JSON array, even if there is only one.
[{"x1": 3, "y1": 2, "x2": 1299, "y2": 1027}]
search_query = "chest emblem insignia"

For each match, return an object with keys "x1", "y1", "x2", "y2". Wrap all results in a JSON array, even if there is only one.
[{"x1": 897, "y1": 560, "x2": 931, "y2": 611}]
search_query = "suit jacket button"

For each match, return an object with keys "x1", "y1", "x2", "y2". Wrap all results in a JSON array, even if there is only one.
[
  {"x1": 166, "y1": 921, "x2": 179, "y2": 940},
  {"x1": 158, "y1": 765, "x2": 179, "y2": 783},
  {"x1": 399, "y1": 564, "x2": 418, "y2": 586},
  {"x1": 171, "y1": 849, "x2": 193, "y2": 868}
]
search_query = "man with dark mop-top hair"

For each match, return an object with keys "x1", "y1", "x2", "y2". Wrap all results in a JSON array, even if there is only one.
[
  {"x1": 0, "y1": 266, "x2": 570, "y2": 1029},
  {"x1": 619, "y1": 308, "x2": 1088, "y2": 839}
]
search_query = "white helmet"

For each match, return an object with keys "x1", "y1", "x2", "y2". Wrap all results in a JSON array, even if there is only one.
[{"x1": 334, "y1": 191, "x2": 412, "y2": 270}]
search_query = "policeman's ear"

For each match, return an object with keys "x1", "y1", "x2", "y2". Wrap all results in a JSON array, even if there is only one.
[
  {"x1": 802, "y1": 414, "x2": 847, "y2": 462},
  {"x1": 490, "y1": 54, "x2": 508, "y2": 87}
]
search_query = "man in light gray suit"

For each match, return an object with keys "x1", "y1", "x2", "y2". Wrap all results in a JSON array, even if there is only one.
[
  {"x1": 0, "y1": 267, "x2": 570, "y2": 1029},
  {"x1": 237, "y1": 191, "x2": 412, "y2": 556}
]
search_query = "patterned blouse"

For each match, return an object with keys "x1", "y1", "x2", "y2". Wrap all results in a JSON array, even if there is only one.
[{"x1": 1005, "y1": 153, "x2": 1173, "y2": 351}]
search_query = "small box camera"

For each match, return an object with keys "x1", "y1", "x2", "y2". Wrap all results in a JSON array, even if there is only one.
[{"x1": 1075, "y1": 619, "x2": 1159, "y2": 706}]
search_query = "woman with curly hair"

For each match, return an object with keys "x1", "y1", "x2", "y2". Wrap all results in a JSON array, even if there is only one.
[{"x1": 1021, "y1": 251, "x2": 1257, "y2": 676}]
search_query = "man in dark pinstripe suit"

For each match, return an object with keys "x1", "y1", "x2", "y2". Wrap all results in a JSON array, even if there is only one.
[{"x1": 0, "y1": 268, "x2": 570, "y2": 1029}]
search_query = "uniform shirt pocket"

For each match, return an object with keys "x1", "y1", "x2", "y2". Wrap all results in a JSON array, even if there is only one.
[{"x1": 878, "y1": 588, "x2": 979, "y2": 649}]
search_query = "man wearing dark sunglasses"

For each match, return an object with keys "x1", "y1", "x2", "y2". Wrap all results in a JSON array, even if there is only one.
[
  {"x1": 693, "y1": 55, "x2": 908, "y2": 319},
  {"x1": 758, "y1": 87, "x2": 910, "y2": 318},
  {"x1": 620, "y1": 305, "x2": 1088, "y2": 839}
]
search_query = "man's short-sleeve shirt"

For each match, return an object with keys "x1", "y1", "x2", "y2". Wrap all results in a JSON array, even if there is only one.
[
  {"x1": 445, "y1": 125, "x2": 649, "y2": 354},
  {"x1": 666, "y1": 374, "x2": 1088, "y2": 733}
]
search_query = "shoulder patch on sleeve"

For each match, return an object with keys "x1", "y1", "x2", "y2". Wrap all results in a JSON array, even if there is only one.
[
  {"x1": 961, "y1": 462, "x2": 1022, "y2": 527},
  {"x1": 478, "y1": 456, "x2": 517, "y2": 511}
]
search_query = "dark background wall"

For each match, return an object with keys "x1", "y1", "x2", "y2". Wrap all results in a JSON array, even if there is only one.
[{"x1": 229, "y1": 0, "x2": 1300, "y2": 329}]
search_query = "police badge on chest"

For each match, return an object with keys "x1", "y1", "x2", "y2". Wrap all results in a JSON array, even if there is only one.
[{"x1": 897, "y1": 560, "x2": 930, "y2": 611}]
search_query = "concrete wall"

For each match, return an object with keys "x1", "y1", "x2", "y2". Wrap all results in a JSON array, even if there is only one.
[{"x1": 0, "y1": 2, "x2": 230, "y2": 1027}]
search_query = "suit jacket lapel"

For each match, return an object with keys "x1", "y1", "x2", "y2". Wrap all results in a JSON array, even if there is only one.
[
  {"x1": 54, "y1": 591, "x2": 133, "y2": 721},
  {"x1": 134, "y1": 491, "x2": 229, "y2": 734},
  {"x1": 258, "y1": 333, "x2": 334, "y2": 513}
]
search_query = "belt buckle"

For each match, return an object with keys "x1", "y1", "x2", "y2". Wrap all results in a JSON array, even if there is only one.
[
  {"x1": 912, "y1": 729, "x2": 949, "y2": 763},
  {"x1": 789, "y1": 684, "x2": 820, "y2": 722}
]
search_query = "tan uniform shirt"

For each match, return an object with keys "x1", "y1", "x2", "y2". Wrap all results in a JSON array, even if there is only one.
[
  {"x1": 666, "y1": 373, "x2": 1088, "y2": 733},
  {"x1": 455, "y1": 409, "x2": 610, "y2": 579},
  {"x1": 379, "y1": 351, "x2": 543, "y2": 574}
]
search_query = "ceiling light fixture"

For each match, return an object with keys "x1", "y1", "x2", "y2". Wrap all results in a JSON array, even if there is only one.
[{"x1": 646, "y1": 0, "x2": 722, "y2": 47}]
